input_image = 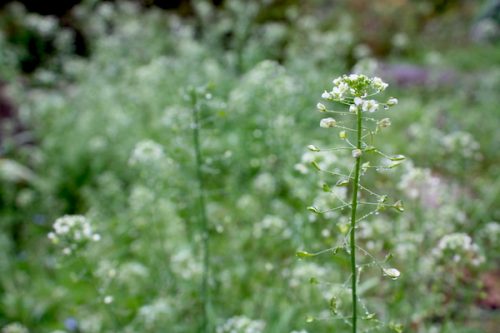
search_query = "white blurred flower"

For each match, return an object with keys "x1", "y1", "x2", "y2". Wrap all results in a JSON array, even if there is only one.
[
  {"x1": 216, "y1": 316, "x2": 265, "y2": 333},
  {"x1": 48, "y1": 215, "x2": 100, "y2": 254},
  {"x1": 129, "y1": 140, "x2": 165, "y2": 166},
  {"x1": 2, "y1": 323, "x2": 29, "y2": 333},
  {"x1": 361, "y1": 100, "x2": 379, "y2": 113}
]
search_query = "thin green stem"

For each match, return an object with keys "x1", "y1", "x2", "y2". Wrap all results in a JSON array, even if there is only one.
[
  {"x1": 349, "y1": 109, "x2": 363, "y2": 333},
  {"x1": 191, "y1": 92, "x2": 210, "y2": 333}
]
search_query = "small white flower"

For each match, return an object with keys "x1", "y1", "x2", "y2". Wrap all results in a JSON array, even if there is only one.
[
  {"x1": 348, "y1": 74, "x2": 359, "y2": 81},
  {"x1": 320, "y1": 118, "x2": 337, "y2": 128},
  {"x1": 387, "y1": 97, "x2": 398, "y2": 106},
  {"x1": 354, "y1": 97, "x2": 363, "y2": 106},
  {"x1": 337, "y1": 82, "x2": 349, "y2": 94},
  {"x1": 349, "y1": 104, "x2": 358, "y2": 113},
  {"x1": 352, "y1": 149, "x2": 362, "y2": 158},
  {"x1": 321, "y1": 91, "x2": 331, "y2": 99},
  {"x1": 362, "y1": 100, "x2": 379, "y2": 112},
  {"x1": 372, "y1": 77, "x2": 388, "y2": 91},
  {"x1": 104, "y1": 296, "x2": 114, "y2": 304}
]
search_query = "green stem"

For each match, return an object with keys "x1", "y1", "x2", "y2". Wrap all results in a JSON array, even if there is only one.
[
  {"x1": 349, "y1": 109, "x2": 363, "y2": 333},
  {"x1": 191, "y1": 92, "x2": 210, "y2": 333}
]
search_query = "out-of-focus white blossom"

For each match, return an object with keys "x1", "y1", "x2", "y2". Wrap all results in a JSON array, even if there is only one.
[
  {"x1": 129, "y1": 140, "x2": 165, "y2": 166},
  {"x1": 1, "y1": 323, "x2": 29, "y2": 333},
  {"x1": 432, "y1": 233, "x2": 484, "y2": 267},
  {"x1": 216, "y1": 316, "x2": 265, "y2": 333},
  {"x1": 48, "y1": 215, "x2": 100, "y2": 255}
]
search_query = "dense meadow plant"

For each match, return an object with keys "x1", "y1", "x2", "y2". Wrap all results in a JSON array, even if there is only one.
[{"x1": 299, "y1": 74, "x2": 405, "y2": 332}]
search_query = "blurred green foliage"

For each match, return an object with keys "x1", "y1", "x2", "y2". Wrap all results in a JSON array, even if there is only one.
[{"x1": 0, "y1": 0, "x2": 499, "y2": 332}]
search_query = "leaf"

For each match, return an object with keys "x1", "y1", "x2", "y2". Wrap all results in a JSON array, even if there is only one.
[
  {"x1": 307, "y1": 206, "x2": 320, "y2": 214},
  {"x1": 363, "y1": 313, "x2": 376, "y2": 320},
  {"x1": 307, "y1": 145, "x2": 320, "y2": 152},
  {"x1": 0, "y1": 159, "x2": 37, "y2": 183},
  {"x1": 311, "y1": 161, "x2": 321, "y2": 171}
]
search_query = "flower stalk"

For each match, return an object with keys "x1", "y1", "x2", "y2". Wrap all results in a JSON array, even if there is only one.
[{"x1": 349, "y1": 108, "x2": 363, "y2": 333}]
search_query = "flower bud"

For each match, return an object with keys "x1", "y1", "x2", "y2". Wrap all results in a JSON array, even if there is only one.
[
  {"x1": 387, "y1": 97, "x2": 398, "y2": 106},
  {"x1": 378, "y1": 118, "x2": 391, "y2": 128},
  {"x1": 320, "y1": 118, "x2": 337, "y2": 128},
  {"x1": 352, "y1": 149, "x2": 362, "y2": 158},
  {"x1": 317, "y1": 103, "x2": 327, "y2": 112}
]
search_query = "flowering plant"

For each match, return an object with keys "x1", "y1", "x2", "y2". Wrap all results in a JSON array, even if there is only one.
[{"x1": 300, "y1": 74, "x2": 405, "y2": 332}]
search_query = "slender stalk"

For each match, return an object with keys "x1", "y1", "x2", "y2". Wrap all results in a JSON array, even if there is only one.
[
  {"x1": 349, "y1": 109, "x2": 363, "y2": 333},
  {"x1": 191, "y1": 92, "x2": 210, "y2": 333}
]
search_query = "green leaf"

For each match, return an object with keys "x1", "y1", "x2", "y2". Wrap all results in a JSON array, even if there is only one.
[
  {"x1": 307, "y1": 206, "x2": 320, "y2": 214},
  {"x1": 307, "y1": 145, "x2": 320, "y2": 152},
  {"x1": 311, "y1": 161, "x2": 321, "y2": 171},
  {"x1": 363, "y1": 313, "x2": 376, "y2": 320}
]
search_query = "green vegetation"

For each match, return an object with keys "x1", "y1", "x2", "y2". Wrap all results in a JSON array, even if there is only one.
[{"x1": 0, "y1": 1, "x2": 498, "y2": 332}]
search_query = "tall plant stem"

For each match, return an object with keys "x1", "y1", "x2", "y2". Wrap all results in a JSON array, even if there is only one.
[
  {"x1": 349, "y1": 109, "x2": 363, "y2": 333},
  {"x1": 191, "y1": 93, "x2": 210, "y2": 333}
]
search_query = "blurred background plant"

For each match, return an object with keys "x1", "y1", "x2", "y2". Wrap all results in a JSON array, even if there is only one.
[{"x1": 0, "y1": 0, "x2": 498, "y2": 332}]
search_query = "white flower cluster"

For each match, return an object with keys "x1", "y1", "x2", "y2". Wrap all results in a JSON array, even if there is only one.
[
  {"x1": 295, "y1": 150, "x2": 350, "y2": 175},
  {"x1": 170, "y1": 248, "x2": 202, "y2": 280},
  {"x1": 253, "y1": 215, "x2": 290, "y2": 239},
  {"x1": 441, "y1": 131, "x2": 481, "y2": 160},
  {"x1": 318, "y1": 74, "x2": 397, "y2": 129},
  {"x1": 432, "y1": 233, "x2": 484, "y2": 267},
  {"x1": 138, "y1": 298, "x2": 172, "y2": 329},
  {"x1": 320, "y1": 74, "x2": 394, "y2": 103},
  {"x1": 398, "y1": 163, "x2": 443, "y2": 202},
  {"x1": 128, "y1": 140, "x2": 165, "y2": 166},
  {"x1": 1, "y1": 323, "x2": 29, "y2": 333},
  {"x1": 287, "y1": 262, "x2": 328, "y2": 288},
  {"x1": 48, "y1": 215, "x2": 100, "y2": 255},
  {"x1": 216, "y1": 316, "x2": 265, "y2": 333}
]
